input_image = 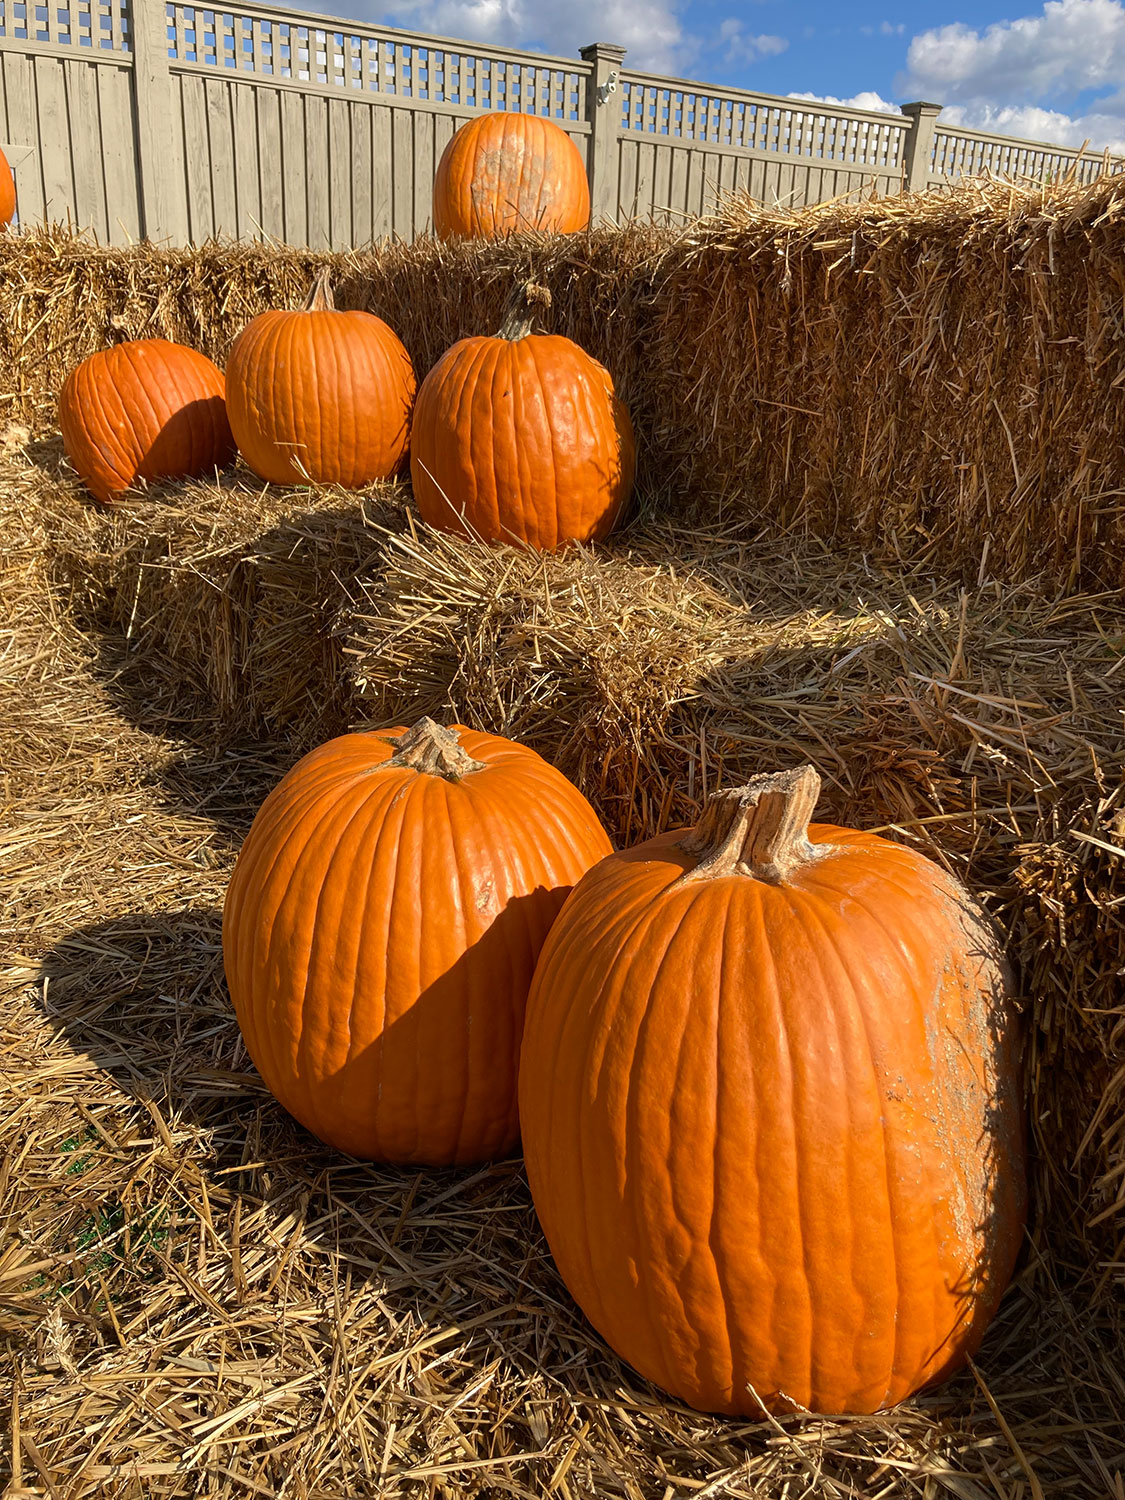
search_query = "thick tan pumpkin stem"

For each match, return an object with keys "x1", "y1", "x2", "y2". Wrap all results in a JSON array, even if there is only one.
[
  {"x1": 386, "y1": 717, "x2": 486, "y2": 781},
  {"x1": 677, "y1": 765, "x2": 824, "y2": 884},
  {"x1": 304, "y1": 269, "x2": 336, "y2": 313},
  {"x1": 497, "y1": 281, "x2": 553, "y2": 341}
]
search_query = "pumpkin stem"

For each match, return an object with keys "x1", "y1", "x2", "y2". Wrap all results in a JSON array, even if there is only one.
[
  {"x1": 386, "y1": 717, "x2": 486, "y2": 781},
  {"x1": 676, "y1": 766, "x2": 825, "y2": 885},
  {"x1": 497, "y1": 281, "x2": 552, "y2": 341},
  {"x1": 304, "y1": 269, "x2": 336, "y2": 313}
]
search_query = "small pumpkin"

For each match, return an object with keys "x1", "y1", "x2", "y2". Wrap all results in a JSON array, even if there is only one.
[
  {"x1": 223, "y1": 718, "x2": 612, "y2": 1165},
  {"x1": 58, "y1": 340, "x2": 235, "y2": 505},
  {"x1": 225, "y1": 271, "x2": 415, "y2": 488},
  {"x1": 411, "y1": 284, "x2": 634, "y2": 550},
  {"x1": 0, "y1": 144, "x2": 15, "y2": 227},
  {"x1": 433, "y1": 111, "x2": 590, "y2": 240},
  {"x1": 519, "y1": 765, "x2": 1027, "y2": 1417}
]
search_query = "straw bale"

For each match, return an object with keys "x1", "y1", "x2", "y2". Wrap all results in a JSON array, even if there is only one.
[
  {"x1": 2, "y1": 452, "x2": 1124, "y2": 1497},
  {"x1": 21, "y1": 439, "x2": 408, "y2": 748},
  {"x1": 650, "y1": 174, "x2": 1125, "y2": 591},
  {"x1": 347, "y1": 517, "x2": 1125, "y2": 1263}
]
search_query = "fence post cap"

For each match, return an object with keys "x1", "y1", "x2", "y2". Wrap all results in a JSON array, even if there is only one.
[
  {"x1": 901, "y1": 101, "x2": 943, "y2": 116},
  {"x1": 580, "y1": 42, "x2": 627, "y2": 62}
]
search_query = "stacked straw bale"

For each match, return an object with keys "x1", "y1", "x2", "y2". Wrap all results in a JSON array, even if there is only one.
[
  {"x1": 8, "y1": 178, "x2": 1125, "y2": 588},
  {"x1": 347, "y1": 518, "x2": 1125, "y2": 1264}
]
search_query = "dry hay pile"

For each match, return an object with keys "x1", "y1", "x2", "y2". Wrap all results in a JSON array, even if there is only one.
[
  {"x1": 8, "y1": 178, "x2": 1125, "y2": 588},
  {"x1": 348, "y1": 518, "x2": 1125, "y2": 1263},
  {"x1": 3, "y1": 458, "x2": 1125, "y2": 1497}
]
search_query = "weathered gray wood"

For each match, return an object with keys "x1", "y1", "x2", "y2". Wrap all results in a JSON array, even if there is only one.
[
  {"x1": 280, "y1": 88, "x2": 308, "y2": 244},
  {"x1": 370, "y1": 103, "x2": 392, "y2": 238},
  {"x1": 328, "y1": 96, "x2": 351, "y2": 248},
  {"x1": 351, "y1": 100, "x2": 373, "y2": 245},
  {"x1": 305, "y1": 92, "x2": 329, "y2": 246},
  {"x1": 180, "y1": 74, "x2": 213, "y2": 239},
  {"x1": 34, "y1": 57, "x2": 73, "y2": 226},
  {"x1": 232, "y1": 80, "x2": 261, "y2": 237},
  {"x1": 205, "y1": 76, "x2": 238, "y2": 237},
  {"x1": 392, "y1": 105, "x2": 411, "y2": 237},
  {"x1": 257, "y1": 87, "x2": 284, "y2": 239},
  {"x1": 412, "y1": 104, "x2": 431, "y2": 234},
  {"x1": 66, "y1": 58, "x2": 109, "y2": 239}
]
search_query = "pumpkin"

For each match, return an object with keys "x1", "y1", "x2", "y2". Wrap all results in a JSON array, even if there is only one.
[
  {"x1": 0, "y1": 145, "x2": 15, "y2": 227},
  {"x1": 58, "y1": 340, "x2": 235, "y2": 505},
  {"x1": 518, "y1": 765, "x2": 1027, "y2": 1417},
  {"x1": 225, "y1": 271, "x2": 415, "y2": 488},
  {"x1": 223, "y1": 718, "x2": 612, "y2": 1165},
  {"x1": 433, "y1": 111, "x2": 590, "y2": 239},
  {"x1": 410, "y1": 284, "x2": 634, "y2": 549}
]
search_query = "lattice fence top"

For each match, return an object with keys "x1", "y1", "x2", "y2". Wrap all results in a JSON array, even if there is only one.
[
  {"x1": 619, "y1": 75, "x2": 909, "y2": 168},
  {"x1": 932, "y1": 128, "x2": 1115, "y2": 184},
  {"x1": 162, "y1": 4, "x2": 588, "y2": 116},
  {"x1": 0, "y1": 0, "x2": 129, "y2": 51}
]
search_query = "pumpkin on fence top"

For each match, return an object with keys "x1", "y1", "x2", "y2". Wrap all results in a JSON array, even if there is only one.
[
  {"x1": 224, "y1": 270, "x2": 415, "y2": 488},
  {"x1": 519, "y1": 765, "x2": 1028, "y2": 1418},
  {"x1": 0, "y1": 145, "x2": 15, "y2": 227},
  {"x1": 410, "y1": 281, "x2": 634, "y2": 550},
  {"x1": 433, "y1": 111, "x2": 591, "y2": 240},
  {"x1": 58, "y1": 340, "x2": 236, "y2": 505},
  {"x1": 222, "y1": 717, "x2": 612, "y2": 1166}
]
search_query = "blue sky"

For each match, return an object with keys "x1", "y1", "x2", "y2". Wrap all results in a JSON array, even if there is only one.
[{"x1": 340, "y1": 0, "x2": 1125, "y2": 151}]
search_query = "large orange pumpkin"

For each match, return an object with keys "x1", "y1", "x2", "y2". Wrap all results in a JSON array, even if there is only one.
[
  {"x1": 58, "y1": 340, "x2": 235, "y2": 505},
  {"x1": 223, "y1": 718, "x2": 612, "y2": 1165},
  {"x1": 225, "y1": 271, "x2": 415, "y2": 488},
  {"x1": 0, "y1": 145, "x2": 15, "y2": 227},
  {"x1": 410, "y1": 284, "x2": 634, "y2": 549},
  {"x1": 433, "y1": 111, "x2": 590, "y2": 239},
  {"x1": 519, "y1": 765, "x2": 1027, "y2": 1417}
]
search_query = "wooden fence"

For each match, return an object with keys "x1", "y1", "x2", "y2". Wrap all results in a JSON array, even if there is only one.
[{"x1": 0, "y1": 0, "x2": 1121, "y2": 246}]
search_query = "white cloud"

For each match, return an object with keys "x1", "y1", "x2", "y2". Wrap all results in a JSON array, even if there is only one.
[
  {"x1": 788, "y1": 89, "x2": 902, "y2": 115},
  {"x1": 718, "y1": 18, "x2": 788, "y2": 66},
  {"x1": 880, "y1": 21, "x2": 905, "y2": 36},
  {"x1": 900, "y1": 0, "x2": 1125, "y2": 152},
  {"x1": 355, "y1": 0, "x2": 689, "y2": 73}
]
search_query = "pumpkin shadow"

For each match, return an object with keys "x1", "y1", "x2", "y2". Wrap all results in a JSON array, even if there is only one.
[{"x1": 32, "y1": 901, "x2": 630, "y2": 1404}]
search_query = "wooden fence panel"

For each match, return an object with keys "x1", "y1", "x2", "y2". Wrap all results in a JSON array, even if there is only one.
[{"x1": 1, "y1": 0, "x2": 1122, "y2": 245}]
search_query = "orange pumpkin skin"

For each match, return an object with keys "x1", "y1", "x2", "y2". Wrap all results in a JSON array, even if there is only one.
[
  {"x1": 58, "y1": 340, "x2": 235, "y2": 505},
  {"x1": 225, "y1": 276, "x2": 415, "y2": 488},
  {"x1": 223, "y1": 720, "x2": 612, "y2": 1165},
  {"x1": 433, "y1": 112, "x2": 590, "y2": 239},
  {"x1": 519, "y1": 769, "x2": 1027, "y2": 1417},
  {"x1": 411, "y1": 330, "x2": 635, "y2": 549},
  {"x1": 0, "y1": 145, "x2": 15, "y2": 227}
]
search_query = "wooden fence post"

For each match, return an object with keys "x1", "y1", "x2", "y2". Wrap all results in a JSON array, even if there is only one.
[
  {"x1": 901, "y1": 101, "x2": 942, "y2": 193},
  {"x1": 130, "y1": 0, "x2": 186, "y2": 241},
  {"x1": 580, "y1": 41, "x2": 625, "y2": 225}
]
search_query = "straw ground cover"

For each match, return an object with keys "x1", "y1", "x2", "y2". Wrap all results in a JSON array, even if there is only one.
[{"x1": 3, "y1": 431, "x2": 1124, "y2": 1496}]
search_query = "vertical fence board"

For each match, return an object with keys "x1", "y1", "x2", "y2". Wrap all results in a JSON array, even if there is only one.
[
  {"x1": 371, "y1": 103, "x2": 392, "y2": 238},
  {"x1": 204, "y1": 75, "x2": 237, "y2": 237},
  {"x1": 392, "y1": 105, "x2": 411, "y2": 236},
  {"x1": 98, "y1": 64, "x2": 140, "y2": 241},
  {"x1": 232, "y1": 80, "x2": 260, "y2": 237},
  {"x1": 328, "y1": 95, "x2": 351, "y2": 248},
  {"x1": 280, "y1": 87, "x2": 308, "y2": 245},
  {"x1": 413, "y1": 105, "x2": 431, "y2": 233},
  {"x1": 257, "y1": 88, "x2": 284, "y2": 240},
  {"x1": 305, "y1": 92, "x2": 329, "y2": 247},
  {"x1": 352, "y1": 100, "x2": 372, "y2": 245},
  {"x1": 34, "y1": 57, "x2": 73, "y2": 225},
  {"x1": 180, "y1": 75, "x2": 213, "y2": 240},
  {"x1": 66, "y1": 58, "x2": 108, "y2": 238}
]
